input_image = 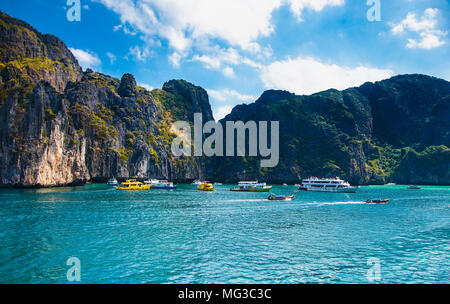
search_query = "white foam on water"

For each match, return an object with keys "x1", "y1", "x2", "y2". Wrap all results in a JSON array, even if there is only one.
[
  {"x1": 223, "y1": 199, "x2": 268, "y2": 203},
  {"x1": 305, "y1": 201, "x2": 366, "y2": 206}
]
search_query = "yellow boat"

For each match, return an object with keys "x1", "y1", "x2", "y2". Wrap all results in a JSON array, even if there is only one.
[
  {"x1": 117, "y1": 179, "x2": 150, "y2": 191},
  {"x1": 198, "y1": 181, "x2": 214, "y2": 191}
]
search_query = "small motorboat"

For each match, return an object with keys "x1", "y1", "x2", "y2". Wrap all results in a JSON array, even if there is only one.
[
  {"x1": 366, "y1": 198, "x2": 390, "y2": 204},
  {"x1": 107, "y1": 177, "x2": 118, "y2": 186},
  {"x1": 144, "y1": 179, "x2": 176, "y2": 190},
  {"x1": 407, "y1": 185, "x2": 421, "y2": 189},
  {"x1": 268, "y1": 191, "x2": 297, "y2": 201},
  {"x1": 198, "y1": 181, "x2": 214, "y2": 191},
  {"x1": 117, "y1": 179, "x2": 150, "y2": 191}
]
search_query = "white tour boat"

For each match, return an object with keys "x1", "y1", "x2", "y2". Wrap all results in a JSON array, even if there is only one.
[
  {"x1": 107, "y1": 177, "x2": 118, "y2": 186},
  {"x1": 144, "y1": 179, "x2": 176, "y2": 190},
  {"x1": 298, "y1": 177, "x2": 358, "y2": 193},
  {"x1": 230, "y1": 181, "x2": 272, "y2": 192}
]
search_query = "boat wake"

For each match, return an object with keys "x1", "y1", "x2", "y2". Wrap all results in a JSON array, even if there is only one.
[
  {"x1": 306, "y1": 201, "x2": 365, "y2": 206},
  {"x1": 223, "y1": 199, "x2": 268, "y2": 203}
]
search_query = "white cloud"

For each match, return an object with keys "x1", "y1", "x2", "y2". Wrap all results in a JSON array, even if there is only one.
[
  {"x1": 207, "y1": 89, "x2": 256, "y2": 103},
  {"x1": 191, "y1": 45, "x2": 264, "y2": 75},
  {"x1": 391, "y1": 8, "x2": 447, "y2": 50},
  {"x1": 192, "y1": 47, "x2": 240, "y2": 70},
  {"x1": 129, "y1": 45, "x2": 152, "y2": 62},
  {"x1": 214, "y1": 105, "x2": 234, "y2": 120},
  {"x1": 168, "y1": 52, "x2": 182, "y2": 68},
  {"x1": 139, "y1": 83, "x2": 154, "y2": 91},
  {"x1": 222, "y1": 67, "x2": 235, "y2": 78},
  {"x1": 288, "y1": 0, "x2": 344, "y2": 20},
  {"x1": 207, "y1": 88, "x2": 257, "y2": 119},
  {"x1": 98, "y1": 0, "x2": 345, "y2": 67},
  {"x1": 106, "y1": 52, "x2": 117, "y2": 64},
  {"x1": 260, "y1": 56, "x2": 393, "y2": 95},
  {"x1": 69, "y1": 48, "x2": 101, "y2": 70},
  {"x1": 406, "y1": 31, "x2": 446, "y2": 49},
  {"x1": 98, "y1": 0, "x2": 278, "y2": 51}
]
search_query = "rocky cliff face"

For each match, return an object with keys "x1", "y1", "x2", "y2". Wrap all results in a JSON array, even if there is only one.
[
  {"x1": 214, "y1": 75, "x2": 450, "y2": 185},
  {"x1": 0, "y1": 12, "x2": 212, "y2": 187}
]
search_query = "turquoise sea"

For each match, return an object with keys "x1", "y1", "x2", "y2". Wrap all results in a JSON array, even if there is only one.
[{"x1": 0, "y1": 184, "x2": 448, "y2": 283}]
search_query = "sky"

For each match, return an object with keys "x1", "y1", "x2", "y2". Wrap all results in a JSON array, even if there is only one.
[{"x1": 0, "y1": 0, "x2": 449, "y2": 120}]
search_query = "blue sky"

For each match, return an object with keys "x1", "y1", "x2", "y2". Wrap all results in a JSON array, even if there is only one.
[{"x1": 1, "y1": 0, "x2": 449, "y2": 120}]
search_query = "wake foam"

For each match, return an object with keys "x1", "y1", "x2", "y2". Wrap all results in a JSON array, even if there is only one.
[{"x1": 306, "y1": 201, "x2": 366, "y2": 206}]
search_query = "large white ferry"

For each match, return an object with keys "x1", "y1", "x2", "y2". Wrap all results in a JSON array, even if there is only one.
[
  {"x1": 230, "y1": 181, "x2": 273, "y2": 192},
  {"x1": 298, "y1": 177, "x2": 358, "y2": 193}
]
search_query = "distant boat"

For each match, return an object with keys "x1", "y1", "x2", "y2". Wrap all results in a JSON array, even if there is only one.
[
  {"x1": 366, "y1": 198, "x2": 390, "y2": 204},
  {"x1": 407, "y1": 185, "x2": 421, "y2": 189},
  {"x1": 230, "y1": 181, "x2": 272, "y2": 192},
  {"x1": 191, "y1": 180, "x2": 202, "y2": 185},
  {"x1": 117, "y1": 179, "x2": 150, "y2": 191},
  {"x1": 386, "y1": 183, "x2": 396, "y2": 185},
  {"x1": 144, "y1": 179, "x2": 176, "y2": 190},
  {"x1": 298, "y1": 177, "x2": 357, "y2": 193},
  {"x1": 198, "y1": 181, "x2": 214, "y2": 191},
  {"x1": 214, "y1": 182, "x2": 223, "y2": 185},
  {"x1": 294, "y1": 184, "x2": 301, "y2": 187},
  {"x1": 268, "y1": 191, "x2": 297, "y2": 201},
  {"x1": 107, "y1": 177, "x2": 118, "y2": 186},
  {"x1": 282, "y1": 183, "x2": 288, "y2": 186}
]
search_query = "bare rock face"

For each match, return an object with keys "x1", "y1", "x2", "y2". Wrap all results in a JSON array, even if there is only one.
[
  {"x1": 162, "y1": 79, "x2": 214, "y2": 122},
  {"x1": 0, "y1": 12, "x2": 209, "y2": 187},
  {"x1": 118, "y1": 73, "x2": 137, "y2": 98}
]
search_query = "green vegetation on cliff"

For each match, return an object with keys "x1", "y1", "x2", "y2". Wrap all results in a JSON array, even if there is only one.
[{"x1": 216, "y1": 75, "x2": 450, "y2": 184}]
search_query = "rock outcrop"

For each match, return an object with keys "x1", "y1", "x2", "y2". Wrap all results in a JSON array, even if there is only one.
[
  {"x1": 0, "y1": 11, "x2": 211, "y2": 187},
  {"x1": 214, "y1": 75, "x2": 450, "y2": 185}
]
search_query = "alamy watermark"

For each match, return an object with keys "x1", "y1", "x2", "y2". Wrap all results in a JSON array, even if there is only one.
[
  {"x1": 366, "y1": 257, "x2": 381, "y2": 282},
  {"x1": 66, "y1": 257, "x2": 81, "y2": 282},
  {"x1": 171, "y1": 113, "x2": 279, "y2": 168},
  {"x1": 366, "y1": 0, "x2": 381, "y2": 22},
  {"x1": 66, "y1": 0, "x2": 81, "y2": 22}
]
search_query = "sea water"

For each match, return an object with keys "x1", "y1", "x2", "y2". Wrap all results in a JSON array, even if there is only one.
[{"x1": 0, "y1": 184, "x2": 448, "y2": 283}]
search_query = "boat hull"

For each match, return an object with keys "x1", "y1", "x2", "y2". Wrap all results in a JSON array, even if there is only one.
[
  {"x1": 366, "y1": 199, "x2": 389, "y2": 204},
  {"x1": 198, "y1": 183, "x2": 214, "y2": 191},
  {"x1": 230, "y1": 186, "x2": 272, "y2": 192},
  {"x1": 268, "y1": 196, "x2": 294, "y2": 201},
  {"x1": 117, "y1": 185, "x2": 150, "y2": 191},
  {"x1": 151, "y1": 185, "x2": 177, "y2": 190},
  {"x1": 298, "y1": 187, "x2": 357, "y2": 193}
]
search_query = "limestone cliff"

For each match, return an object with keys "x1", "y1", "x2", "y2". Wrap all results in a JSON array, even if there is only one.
[{"x1": 0, "y1": 11, "x2": 212, "y2": 187}]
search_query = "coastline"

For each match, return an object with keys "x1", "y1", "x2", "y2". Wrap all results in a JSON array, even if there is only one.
[{"x1": 1, "y1": 182, "x2": 450, "y2": 190}]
